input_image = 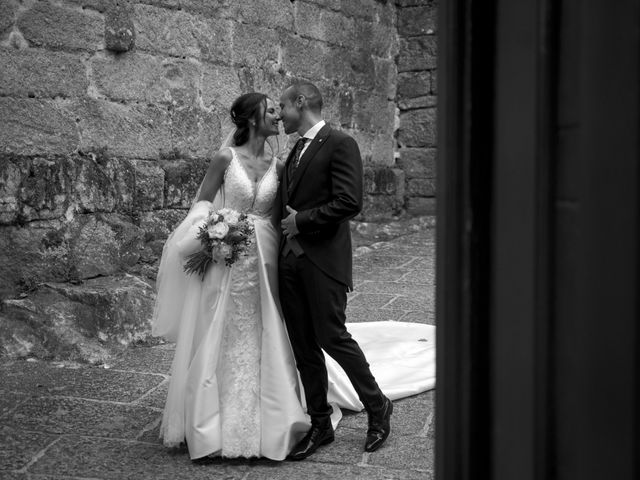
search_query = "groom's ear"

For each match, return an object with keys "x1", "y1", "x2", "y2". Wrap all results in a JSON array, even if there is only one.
[{"x1": 295, "y1": 95, "x2": 305, "y2": 109}]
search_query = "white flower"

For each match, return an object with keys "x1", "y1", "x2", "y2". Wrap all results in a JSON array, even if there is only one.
[
  {"x1": 223, "y1": 210, "x2": 240, "y2": 226},
  {"x1": 218, "y1": 243, "x2": 233, "y2": 258},
  {"x1": 208, "y1": 222, "x2": 229, "y2": 239}
]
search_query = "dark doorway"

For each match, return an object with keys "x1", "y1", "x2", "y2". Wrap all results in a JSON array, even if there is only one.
[{"x1": 436, "y1": 1, "x2": 640, "y2": 479}]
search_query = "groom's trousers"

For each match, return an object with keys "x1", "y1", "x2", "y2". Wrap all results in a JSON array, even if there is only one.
[{"x1": 278, "y1": 251, "x2": 385, "y2": 422}]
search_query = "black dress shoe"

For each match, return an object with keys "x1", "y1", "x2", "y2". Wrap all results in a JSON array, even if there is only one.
[
  {"x1": 287, "y1": 420, "x2": 335, "y2": 461},
  {"x1": 365, "y1": 397, "x2": 393, "y2": 452}
]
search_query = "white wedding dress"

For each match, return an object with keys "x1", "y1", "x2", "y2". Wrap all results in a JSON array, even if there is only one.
[{"x1": 152, "y1": 147, "x2": 436, "y2": 461}]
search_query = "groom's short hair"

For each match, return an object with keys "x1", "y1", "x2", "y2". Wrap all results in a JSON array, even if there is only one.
[{"x1": 288, "y1": 82, "x2": 323, "y2": 113}]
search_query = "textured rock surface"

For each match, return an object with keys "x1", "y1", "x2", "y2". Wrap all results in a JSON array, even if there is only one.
[
  {"x1": 0, "y1": 0, "x2": 438, "y2": 358},
  {"x1": 0, "y1": 275, "x2": 155, "y2": 364}
]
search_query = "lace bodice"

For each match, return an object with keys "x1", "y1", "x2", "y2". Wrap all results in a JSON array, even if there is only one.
[{"x1": 223, "y1": 148, "x2": 279, "y2": 218}]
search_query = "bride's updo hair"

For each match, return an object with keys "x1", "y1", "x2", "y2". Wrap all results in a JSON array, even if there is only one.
[{"x1": 230, "y1": 92, "x2": 268, "y2": 146}]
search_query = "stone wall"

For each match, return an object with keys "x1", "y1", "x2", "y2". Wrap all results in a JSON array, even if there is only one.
[
  {"x1": 0, "y1": 0, "x2": 436, "y2": 360},
  {"x1": 396, "y1": 0, "x2": 437, "y2": 215}
]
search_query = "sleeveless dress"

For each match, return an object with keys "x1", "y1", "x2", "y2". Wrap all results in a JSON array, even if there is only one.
[{"x1": 153, "y1": 148, "x2": 436, "y2": 460}]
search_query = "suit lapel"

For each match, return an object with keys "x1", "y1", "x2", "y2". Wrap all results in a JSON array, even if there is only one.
[{"x1": 288, "y1": 124, "x2": 331, "y2": 198}]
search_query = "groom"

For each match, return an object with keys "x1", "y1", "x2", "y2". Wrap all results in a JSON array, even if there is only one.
[{"x1": 276, "y1": 82, "x2": 393, "y2": 460}]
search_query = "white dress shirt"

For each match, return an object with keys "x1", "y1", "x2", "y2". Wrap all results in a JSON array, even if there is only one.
[{"x1": 299, "y1": 120, "x2": 326, "y2": 157}]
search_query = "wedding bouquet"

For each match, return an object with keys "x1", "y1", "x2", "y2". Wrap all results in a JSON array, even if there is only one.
[{"x1": 183, "y1": 208, "x2": 254, "y2": 278}]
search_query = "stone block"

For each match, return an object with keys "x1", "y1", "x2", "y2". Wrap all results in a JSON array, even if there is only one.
[
  {"x1": 138, "y1": 209, "x2": 187, "y2": 245},
  {"x1": 282, "y1": 34, "x2": 327, "y2": 80},
  {"x1": 398, "y1": 94, "x2": 437, "y2": 110},
  {"x1": 229, "y1": 0, "x2": 294, "y2": 30},
  {"x1": 72, "y1": 214, "x2": 144, "y2": 279},
  {"x1": 349, "y1": 130, "x2": 395, "y2": 166},
  {"x1": 74, "y1": 156, "x2": 136, "y2": 214},
  {"x1": 201, "y1": 63, "x2": 241, "y2": 109},
  {"x1": 40, "y1": 213, "x2": 145, "y2": 280},
  {"x1": 342, "y1": 0, "x2": 398, "y2": 26},
  {"x1": 6, "y1": 396, "x2": 159, "y2": 438},
  {"x1": 0, "y1": 220, "x2": 66, "y2": 298},
  {"x1": 0, "y1": 0, "x2": 17, "y2": 35},
  {"x1": 398, "y1": 71, "x2": 431, "y2": 99},
  {"x1": 406, "y1": 196, "x2": 436, "y2": 215},
  {"x1": 398, "y1": 107, "x2": 437, "y2": 147},
  {"x1": 399, "y1": 4, "x2": 438, "y2": 35},
  {"x1": 134, "y1": 4, "x2": 232, "y2": 61},
  {"x1": 365, "y1": 167, "x2": 405, "y2": 196},
  {"x1": 0, "y1": 274, "x2": 157, "y2": 362},
  {"x1": 0, "y1": 426, "x2": 57, "y2": 471},
  {"x1": 0, "y1": 358, "x2": 164, "y2": 399},
  {"x1": 323, "y1": 46, "x2": 363, "y2": 87},
  {"x1": 408, "y1": 177, "x2": 436, "y2": 196},
  {"x1": 354, "y1": 93, "x2": 396, "y2": 134},
  {"x1": 373, "y1": 57, "x2": 398, "y2": 100},
  {"x1": 430, "y1": 68, "x2": 438, "y2": 95},
  {"x1": 397, "y1": 147, "x2": 437, "y2": 178},
  {"x1": 354, "y1": 21, "x2": 398, "y2": 58},
  {"x1": 133, "y1": 0, "x2": 231, "y2": 17},
  {"x1": 0, "y1": 159, "x2": 22, "y2": 224},
  {"x1": 0, "y1": 48, "x2": 87, "y2": 98},
  {"x1": 17, "y1": 1, "x2": 104, "y2": 51},
  {"x1": 232, "y1": 22, "x2": 282, "y2": 67},
  {"x1": 132, "y1": 160, "x2": 164, "y2": 210},
  {"x1": 161, "y1": 159, "x2": 208, "y2": 208},
  {"x1": 65, "y1": 0, "x2": 110, "y2": 13},
  {"x1": 362, "y1": 194, "x2": 404, "y2": 220},
  {"x1": 305, "y1": 0, "x2": 341, "y2": 11},
  {"x1": 105, "y1": 0, "x2": 136, "y2": 52},
  {"x1": 169, "y1": 105, "x2": 221, "y2": 160},
  {"x1": 92, "y1": 52, "x2": 200, "y2": 105},
  {"x1": 0, "y1": 154, "x2": 136, "y2": 225},
  {"x1": 11, "y1": 157, "x2": 73, "y2": 222},
  {"x1": 396, "y1": 0, "x2": 436, "y2": 6},
  {"x1": 0, "y1": 98, "x2": 79, "y2": 156},
  {"x1": 297, "y1": 2, "x2": 355, "y2": 46},
  {"x1": 71, "y1": 98, "x2": 172, "y2": 160},
  {"x1": 398, "y1": 35, "x2": 437, "y2": 72}
]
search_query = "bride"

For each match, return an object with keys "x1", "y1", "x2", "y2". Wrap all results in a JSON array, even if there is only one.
[{"x1": 151, "y1": 92, "x2": 435, "y2": 461}]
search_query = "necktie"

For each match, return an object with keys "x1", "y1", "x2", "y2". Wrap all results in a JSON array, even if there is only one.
[{"x1": 291, "y1": 137, "x2": 307, "y2": 172}]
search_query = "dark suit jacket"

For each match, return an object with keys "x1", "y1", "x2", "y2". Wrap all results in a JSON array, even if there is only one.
[{"x1": 277, "y1": 124, "x2": 363, "y2": 290}]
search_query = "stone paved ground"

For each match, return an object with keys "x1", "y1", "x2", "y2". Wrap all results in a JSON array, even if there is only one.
[{"x1": 0, "y1": 223, "x2": 436, "y2": 480}]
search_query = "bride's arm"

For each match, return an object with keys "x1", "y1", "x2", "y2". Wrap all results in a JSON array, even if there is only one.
[
  {"x1": 196, "y1": 148, "x2": 233, "y2": 202},
  {"x1": 175, "y1": 149, "x2": 233, "y2": 256}
]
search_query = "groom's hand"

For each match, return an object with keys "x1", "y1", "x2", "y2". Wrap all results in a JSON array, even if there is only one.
[{"x1": 281, "y1": 205, "x2": 299, "y2": 239}]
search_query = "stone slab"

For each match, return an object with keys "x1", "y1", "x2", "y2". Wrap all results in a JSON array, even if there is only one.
[
  {"x1": 352, "y1": 267, "x2": 408, "y2": 282},
  {"x1": 3, "y1": 396, "x2": 160, "y2": 439},
  {"x1": 398, "y1": 269, "x2": 433, "y2": 286},
  {"x1": 0, "y1": 98, "x2": 79, "y2": 156},
  {"x1": 401, "y1": 310, "x2": 435, "y2": 325},
  {"x1": 72, "y1": 98, "x2": 172, "y2": 160},
  {"x1": 244, "y1": 461, "x2": 430, "y2": 480},
  {"x1": 0, "y1": 425, "x2": 57, "y2": 471},
  {"x1": 367, "y1": 432, "x2": 433, "y2": 473},
  {"x1": 134, "y1": 4, "x2": 232, "y2": 61},
  {"x1": 0, "y1": 360, "x2": 164, "y2": 402},
  {"x1": 28, "y1": 435, "x2": 250, "y2": 479},
  {"x1": 346, "y1": 293, "x2": 396, "y2": 309},
  {"x1": 110, "y1": 344, "x2": 174, "y2": 375},
  {"x1": 17, "y1": 1, "x2": 104, "y2": 51},
  {"x1": 355, "y1": 280, "x2": 430, "y2": 299},
  {"x1": 345, "y1": 307, "x2": 408, "y2": 323},
  {"x1": 0, "y1": 48, "x2": 87, "y2": 99},
  {"x1": 133, "y1": 380, "x2": 168, "y2": 410},
  {"x1": 0, "y1": 390, "x2": 27, "y2": 417}
]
